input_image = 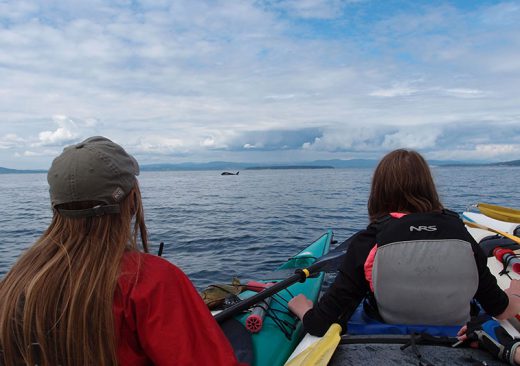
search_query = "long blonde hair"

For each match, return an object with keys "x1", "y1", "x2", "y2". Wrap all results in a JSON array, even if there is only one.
[{"x1": 0, "y1": 184, "x2": 148, "y2": 366}]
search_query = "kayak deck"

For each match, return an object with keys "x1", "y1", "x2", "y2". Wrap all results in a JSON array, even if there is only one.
[
  {"x1": 236, "y1": 230, "x2": 332, "y2": 366},
  {"x1": 329, "y1": 341, "x2": 503, "y2": 365}
]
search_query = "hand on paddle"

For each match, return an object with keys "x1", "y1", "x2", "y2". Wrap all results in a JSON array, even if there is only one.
[
  {"x1": 288, "y1": 294, "x2": 314, "y2": 321},
  {"x1": 457, "y1": 316, "x2": 520, "y2": 365}
]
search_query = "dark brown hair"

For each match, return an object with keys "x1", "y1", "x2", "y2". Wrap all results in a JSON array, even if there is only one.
[
  {"x1": 368, "y1": 149, "x2": 443, "y2": 222},
  {"x1": 0, "y1": 184, "x2": 148, "y2": 366}
]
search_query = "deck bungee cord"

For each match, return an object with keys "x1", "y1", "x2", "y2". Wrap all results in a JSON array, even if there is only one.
[{"x1": 243, "y1": 287, "x2": 298, "y2": 338}]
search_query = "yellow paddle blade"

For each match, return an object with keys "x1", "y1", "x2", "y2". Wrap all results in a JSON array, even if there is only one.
[
  {"x1": 285, "y1": 323, "x2": 342, "y2": 366},
  {"x1": 477, "y1": 203, "x2": 520, "y2": 223},
  {"x1": 464, "y1": 220, "x2": 520, "y2": 245}
]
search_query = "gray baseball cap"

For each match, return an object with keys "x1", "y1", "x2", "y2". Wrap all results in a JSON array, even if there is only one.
[{"x1": 47, "y1": 136, "x2": 139, "y2": 218}]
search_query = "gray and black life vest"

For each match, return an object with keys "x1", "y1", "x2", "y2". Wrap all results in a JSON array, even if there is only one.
[{"x1": 368, "y1": 210, "x2": 478, "y2": 326}]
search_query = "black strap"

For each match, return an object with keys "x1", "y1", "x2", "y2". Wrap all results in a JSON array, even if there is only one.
[
  {"x1": 400, "y1": 333, "x2": 437, "y2": 366},
  {"x1": 57, "y1": 204, "x2": 120, "y2": 218}
]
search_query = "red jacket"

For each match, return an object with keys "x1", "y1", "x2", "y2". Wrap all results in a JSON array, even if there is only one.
[{"x1": 113, "y1": 252, "x2": 241, "y2": 365}]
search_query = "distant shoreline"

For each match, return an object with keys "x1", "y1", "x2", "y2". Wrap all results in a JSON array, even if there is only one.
[
  {"x1": 1, "y1": 159, "x2": 518, "y2": 174},
  {"x1": 246, "y1": 165, "x2": 334, "y2": 170},
  {"x1": 0, "y1": 168, "x2": 46, "y2": 174}
]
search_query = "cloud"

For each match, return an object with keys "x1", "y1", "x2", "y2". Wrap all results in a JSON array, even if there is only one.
[
  {"x1": 370, "y1": 83, "x2": 487, "y2": 99},
  {"x1": 370, "y1": 85, "x2": 418, "y2": 98},
  {"x1": 382, "y1": 127, "x2": 442, "y2": 149},
  {"x1": 264, "y1": 94, "x2": 297, "y2": 100},
  {"x1": 0, "y1": 115, "x2": 99, "y2": 168},
  {"x1": 475, "y1": 143, "x2": 520, "y2": 156},
  {"x1": 441, "y1": 88, "x2": 486, "y2": 98},
  {"x1": 36, "y1": 115, "x2": 79, "y2": 146},
  {"x1": 33, "y1": 115, "x2": 100, "y2": 148},
  {"x1": 16, "y1": 149, "x2": 59, "y2": 157},
  {"x1": 301, "y1": 124, "x2": 444, "y2": 152},
  {"x1": 134, "y1": 136, "x2": 187, "y2": 155},
  {"x1": 225, "y1": 128, "x2": 324, "y2": 151},
  {"x1": 0, "y1": 1, "x2": 519, "y2": 168},
  {"x1": 269, "y1": 0, "x2": 349, "y2": 19},
  {"x1": 201, "y1": 137, "x2": 216, "y2": 148},
  {"x1": 430, "y1": 144, "x2": 520, "y2": 161},
  {"x1": 0, "y1": 134, "x2": 26, "y2": 149}
]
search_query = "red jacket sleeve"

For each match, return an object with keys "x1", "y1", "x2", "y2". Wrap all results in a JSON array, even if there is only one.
[{"x1": 117, "y1": 253, "x2": 240, "y2": 366}]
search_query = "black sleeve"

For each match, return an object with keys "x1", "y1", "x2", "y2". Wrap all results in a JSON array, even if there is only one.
[
  {"x1": 302, "y1": 228, "x2": 375, "y2": 336},
  {"x1": 471, "y1": 239, "x2": 509, "y2": 317}
]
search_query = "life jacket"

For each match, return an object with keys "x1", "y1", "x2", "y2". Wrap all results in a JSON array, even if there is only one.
[{"x1": 366, "y1": 210, "x2": 479, "y2": 326}]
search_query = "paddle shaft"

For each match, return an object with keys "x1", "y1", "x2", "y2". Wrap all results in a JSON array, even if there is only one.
[
  {"x1": 215, "y1": 271, "x2": 306, "y2": 323},
  {"x1": 215, "y1": 232, "x2": 354, "y2": 324}
]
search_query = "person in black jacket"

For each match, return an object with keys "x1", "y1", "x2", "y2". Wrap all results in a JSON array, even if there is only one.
[{"x1": 288, "y1": 149, "x2": 520, "y2": 339}]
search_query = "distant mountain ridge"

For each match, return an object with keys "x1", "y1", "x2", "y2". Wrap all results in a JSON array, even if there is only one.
[
  {"x1": 139, "y1": 159, "x2": 379, "y2": 171},
  {"x1": 491, "y1": 159, "x2": 520, "y2": 166},
  {"x1": 0, "y1": 167, "x2": 46, "y2": 174},
  {"x1": 1, "y1": 158, "x2": 518, "y2": 173},
  {"x1": 441, "y1": 159, "x2": 520, "y2": 167}
]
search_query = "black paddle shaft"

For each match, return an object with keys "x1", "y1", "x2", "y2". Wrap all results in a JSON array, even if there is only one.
[
  {"x1": 215, "y1": 248, "x2": 348, "y2": 324},
  {"x1": 215, "y1": 271, "x2": 306, "y2": 323}
]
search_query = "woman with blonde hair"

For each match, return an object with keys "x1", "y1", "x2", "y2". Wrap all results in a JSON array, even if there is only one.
[
  {"x1": 289, "y1": 149, "x2": 520, "y2": 338},
  {"x1": 0, "y1": 136, "x2": 240, "y2": 365}
]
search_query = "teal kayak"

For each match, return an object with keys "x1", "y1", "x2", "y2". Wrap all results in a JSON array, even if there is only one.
[{"x1": 230, "y1": 230, "x2": 332, "y2": 366}]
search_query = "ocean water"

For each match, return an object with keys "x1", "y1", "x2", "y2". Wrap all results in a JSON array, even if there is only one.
[{"x1": 1, "y1": 167, "x2": 519, "y2": 289}]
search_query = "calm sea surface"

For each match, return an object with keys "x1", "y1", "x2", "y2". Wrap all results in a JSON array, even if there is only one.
[{"x1": 1, "y1": 167, "x2": 518, "y2": 289}]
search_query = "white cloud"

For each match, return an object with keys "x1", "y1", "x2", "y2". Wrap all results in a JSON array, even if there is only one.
[
  {"x1": 264, "y1": 94, "x2": 297, "y2": 100},
  {"x1": 134, "y1": 136, "x2": 187, "y2": 154},
  {"x1": 0, "y1": 1, "x2": 520, "y2": 168},
  {"x1": 382, "y1": 127, "x2": 442, "y2": 150},
  {"x1": 442, "y1": 88, "x2": 485, "y2": 98},
  {"x1": 243, "y1": 143, "x2": 263, "y2": 149},
  {"x1": 36, "y1": 115, "x2": 79, "y2": 146},
  {"x1": 16, "y1": 149, "x2": 59, "y2": 157},
  {"x1": 274, "y1": 0, "x2": 347, "y2": 19},
  {"x1": 370, "y1": 86, "x2": 418, "y2": 98},
  {"x1": 430, "y1": 144, "x2": 520, "y2": 161},
  {"x1": 201, "y1": 137, "x2": 216, "y2": 148},
  {"x1": 370, "y1": 84, "x2": 487, "y2": 99},
  {"x1": 0, "y1": 1, "x2": 38, "y2": 22},
  {"x1": 0, "y1": 134, "x2": 26, "y2": 149},
  {"x1": 475, "y1": 143, "x2": 520, "y2": 156},
  {"x1": 301, "y1": 124, "x2": 445, "y2": 152},
  {"x1": 302, "y1": 125, "x2": 385, "y2": 152}
]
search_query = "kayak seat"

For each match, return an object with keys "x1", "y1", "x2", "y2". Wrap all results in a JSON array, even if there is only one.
[{"x1": 347, "y1": 302, "x2": 482, "y2": 338}]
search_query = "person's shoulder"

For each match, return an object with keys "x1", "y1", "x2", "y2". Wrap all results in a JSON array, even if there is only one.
[
  {"x1": 120, "y1": 252, "x2": 196, "y2": 297},
  {"x1": 139, "y1": 252, "x2": 175, "y2": 265},
  {"x1": 141, "y1": 252, "x2": 184, "y2": 274},
  {"x1": 122, "y1": 251, "x2": 186, "y2": 279},
  {"x1": 347, "y1": 227, "x2": 376, "y2": 253}
]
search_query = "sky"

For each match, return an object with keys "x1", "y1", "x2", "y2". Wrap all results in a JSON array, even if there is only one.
[{"x1": 1, "y1": 0, "x2": 519, "y2": 169}]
